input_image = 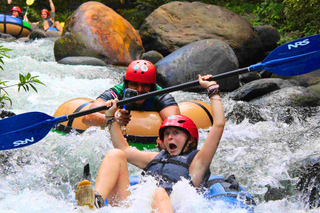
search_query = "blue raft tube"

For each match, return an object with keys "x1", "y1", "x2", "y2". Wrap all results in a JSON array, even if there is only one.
[{"x1": 102, "y1": 174, "x2": 256, "y2": 212}]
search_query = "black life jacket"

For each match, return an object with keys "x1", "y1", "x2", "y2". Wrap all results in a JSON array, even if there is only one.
[{"x1": 142, "y1": 150, "x2": 211, "y2": 194}]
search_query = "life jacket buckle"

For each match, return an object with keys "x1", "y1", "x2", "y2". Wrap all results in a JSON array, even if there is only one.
[{"x1": 160, "y1": 158, "x2": 168, "y2": 163}]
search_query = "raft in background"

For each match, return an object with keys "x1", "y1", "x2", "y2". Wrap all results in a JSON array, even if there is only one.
[
  {"x1": 52, "y1": 98, "x2": 213, "y2": 149},
  {"x1": 0, "y1": 14, "x2": 31, "y2": 37}
]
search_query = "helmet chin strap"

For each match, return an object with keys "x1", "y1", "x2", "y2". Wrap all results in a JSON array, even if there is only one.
[{"x1": 179, "y1": 135, "x2": 191, "y2": 155}]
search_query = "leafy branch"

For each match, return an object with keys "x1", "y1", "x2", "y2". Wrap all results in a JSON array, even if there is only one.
[{"x1": 0, "y1": 45, "x2": 45, "y2": 108}]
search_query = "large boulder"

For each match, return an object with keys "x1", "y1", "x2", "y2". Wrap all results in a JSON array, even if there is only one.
[
  {"x1": 139, "y1": 1, "x2": 264, "y2": 67},
  {"x1": 254, "y1": 25, "x2": 280, "y2": 52},
  {"x1": 155, "y1": 39, "x2": 239, "y2": 92},
  {"x1": 54, "y1": 2, "x2": 144, "y2": 65}
]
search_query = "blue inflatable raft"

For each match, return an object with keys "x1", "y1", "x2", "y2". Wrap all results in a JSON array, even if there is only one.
[
  {"x1": 0, "y1": 14, "x2": 31, "y2": 37},
  {"x1": 115, "y1": 174, "x2": 256, "y2": 212},
  {"x1": 83, "y1": 164, "x2": 255, "y2": 212}
]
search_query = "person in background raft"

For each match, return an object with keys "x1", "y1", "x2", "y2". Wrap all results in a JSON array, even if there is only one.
[
  {"x1": 25, "y1": 0, "x2": 63, "y2": 32},
  {"x1": 75, "y1": 74, "x2": 225, "y2": 211},
  {"x1": 82, "y1": 59, "x2": 181, "y2": 148},
  {"x1": 6, "y1": 0, "x2": 24, "y2": 20}
]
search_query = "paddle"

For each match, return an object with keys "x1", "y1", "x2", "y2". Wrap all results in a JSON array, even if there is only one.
[
  {"x1": 1, "y1": 34, "x2": 320, "y2": 151},
  {"x1": 24, "y1": 0, "x2": 35, "y2": 19}
]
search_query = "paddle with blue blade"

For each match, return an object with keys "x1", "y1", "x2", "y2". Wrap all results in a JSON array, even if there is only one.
[{"x1": 1, "y1": 34, "x2": 320, "y2": 151}]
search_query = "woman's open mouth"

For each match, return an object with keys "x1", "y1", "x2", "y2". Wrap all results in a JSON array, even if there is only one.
[{"x1": 169, "y1": 143, "x2": 177, "y2": 150}]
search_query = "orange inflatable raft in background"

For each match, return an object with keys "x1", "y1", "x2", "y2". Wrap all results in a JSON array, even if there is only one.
[{"x1": 52, "y1": 98, "x2": 213, "y2": 149}]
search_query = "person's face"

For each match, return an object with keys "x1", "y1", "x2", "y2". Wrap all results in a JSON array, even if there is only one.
[
  {"x1": 41, "y1": 12, "x2": 48, "y2": 19},
  {"x1": 127, "y1": 81, "x2": 152, "y2": 105},
  {"x1": 162, "y1": 127, "x2": 190, "y2": 156},
  {"x1": 11, "y1": 11, "x2": 19, "y2": 17}
]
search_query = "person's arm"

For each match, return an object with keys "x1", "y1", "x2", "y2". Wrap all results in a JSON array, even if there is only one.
[
  {"x1": 49, "y1": 0, "x2": 55, "y2": 12},
  {"x1": 49, "y1": 0, "x2": 55, "y2": 22},
  {"x1": 156, "y1": 93, "x2": 181, "y2": 119},
  {"x1": 189, "y1": 75, "x2": 225, "y2": 186},
  {"x1": 159, "y1": 105, "x2": 180, "y2": 120},
  {"x1": 106, "y1": 99, "x2": 158, "y2": 169},
  {"x1": 82, "y1": 98, "x2": 109, "y2": 128},
  {"x1": 6, "y1": 0, "x2": 12, "y2": 15}
]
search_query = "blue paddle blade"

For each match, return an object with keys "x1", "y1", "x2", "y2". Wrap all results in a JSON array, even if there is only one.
[
  {"x1": 0, "y1": 112, "x2": 67, "y2": 150},
  {"x1": 250, "y1": 34, "x2": 320, "y2": 76}
]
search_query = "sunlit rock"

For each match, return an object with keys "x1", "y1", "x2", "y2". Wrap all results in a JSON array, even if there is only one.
[
  {"x1": 139, "y1": 1, "x2": 264, "y2": 67},
  {"x1": 54, "y1": 2, "x2": 144, "y2": 65}
]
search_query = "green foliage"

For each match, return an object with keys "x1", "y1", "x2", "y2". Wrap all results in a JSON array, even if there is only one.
[
  {"x1": 118, "y1": 9, "x2": 146, "y2": 29},
  {"x1": 0, "y1": 46, "x2": 45, "y2": 108},
  {"x1": 252, "y1": 0, "x2": 286, "y2": 29},
  {"x1": 283, "y1": 0, "x2": 320, "y2": 35},
  {"x1": 18, "y1": 73, "x2": 45, "y2": 92},
  {"x1": 0, "y1": 45, "x2": 11, "y2": 70}
]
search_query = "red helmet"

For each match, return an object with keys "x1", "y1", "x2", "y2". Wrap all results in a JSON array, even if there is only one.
[
  {"x1": 159, "y1": 115, "x2": 199, "y2": 146},
  {"x1": 41, "y1": 9, "x2": 50, "y2": 16},
  {"x1": 125, "y1": 60, "x2": 156, "y2": 84},
  {"x1": 11, "y1": 6, "x2": 22, "y2": 14}
]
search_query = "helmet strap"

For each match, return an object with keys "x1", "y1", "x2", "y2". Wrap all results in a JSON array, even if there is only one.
[{"x1": 179, "y1": 135, "x2": 191, "y2": 155}]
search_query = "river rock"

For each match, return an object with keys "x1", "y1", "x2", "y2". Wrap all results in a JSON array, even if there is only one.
[
  {"x1": 0, "y1": 32, "x2": 16, "y2": 41},
  {"x1": 141, "y1": 50, "x2": 163, "y2": 64},
  {"x1": 139, "y1": 1, "x2": 264, "y2": 67},
  {"x1": 239, "y1": 72, "x2": 261, "y2": 85},
  {"x1": 155, "y1": 39, "x2": 239, "y2": 92},
  {"x1": 273, "y1": 69, "x2": 320, "y2": 87},
  {"x1": 308, "y1": 83, "x2": 320, "y2": 95},
  {"x1": 230, "y1": 78, "x2": 297, "y2": 101},
  {"x1": 57, "y1": 56, "x2": 108, "y2": 66},
  {"x1": 255, "y1": 25, "x2": 280, "y2": 52},
  {"x1": 54, "y1": 2, "x2": 144, "y2": 65},
  {"x1": 0, "y1": 109, "x2": 16, "y2": 119},
  {"x1": 29, "y1": 29, "x2": 61, "y2": 40},
  {"x1": 226, "y1": 101, "x2": 266, "y2": 124},
  {"x1": 295, "y1": 154, "x2": 320, "y2": 208},
  {"x1": 250, "y1": 86, "x2": 320, "y2": 107}
]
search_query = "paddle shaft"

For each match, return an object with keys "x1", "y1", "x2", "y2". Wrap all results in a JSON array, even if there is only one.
[
  {"x1": 25, "y1": 6, "x2": 29, "y2": 17},
  {"x1": 67, "y1": 67, "x2": 250, "y2": 120},
  {"x1": 67, "y1": 47, "x2": 320, "y2": 121}
]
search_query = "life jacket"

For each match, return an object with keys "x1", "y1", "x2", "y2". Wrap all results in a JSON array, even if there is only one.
[
  {"x1": 142, "y1": 150, "x2": 211, "y2": 193},
  {"x1": 39, "y1": 18, "x2": 53, "y2": 29}
]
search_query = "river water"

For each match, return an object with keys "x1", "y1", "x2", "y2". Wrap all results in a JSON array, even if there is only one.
[{"x1": 0, "y1": 39, "x2": 319, "y2": 213}]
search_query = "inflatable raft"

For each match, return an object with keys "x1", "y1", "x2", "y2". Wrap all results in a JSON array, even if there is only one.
[
  {"x1": 52, "y1": 98, "x2": 213, "y2": 149},
  {"x1": 0, "y1": 14, "x2": 31, "y2": 37},
  {"x1": 112, "y1": 174, "x2": 256, "y2": 211},
  {"x1": 82, "y1": 162, "x2": 255, "y2": 212}
]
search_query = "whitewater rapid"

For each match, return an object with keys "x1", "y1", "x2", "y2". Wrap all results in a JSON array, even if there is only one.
[{"x1": 0, "y1": 39, "x2": 319, "y2": 212}]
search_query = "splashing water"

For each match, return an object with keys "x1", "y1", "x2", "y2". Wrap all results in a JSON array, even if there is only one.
[{"x1": 0, "y1": 39, "x2": 319, "y2": 212}]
